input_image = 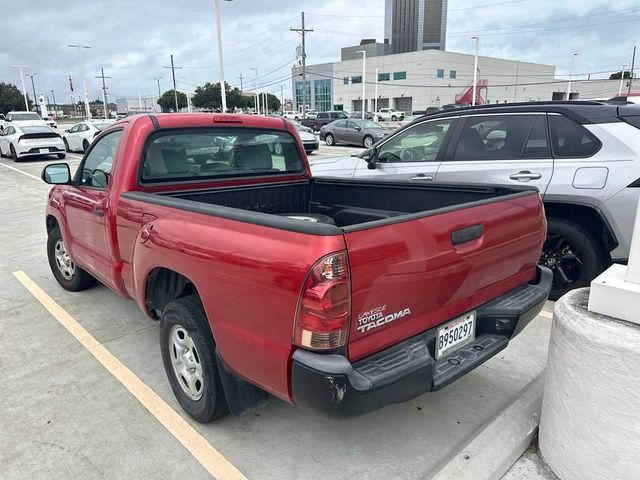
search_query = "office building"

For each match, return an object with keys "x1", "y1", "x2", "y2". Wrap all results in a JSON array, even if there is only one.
[{"x1": 384, "y1": 0, "x2": 448, "y2": 53}]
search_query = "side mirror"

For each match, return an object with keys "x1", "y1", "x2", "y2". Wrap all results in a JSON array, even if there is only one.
[
  {"x1": 64, "y1": 129, "x2": 70, "y2": 133},
  {"x1": 42, "y1": 163, "x2": 71, "y2": 184},
  {"x1": 359, "y1": 148, "x2": 377, "y2": 169}
]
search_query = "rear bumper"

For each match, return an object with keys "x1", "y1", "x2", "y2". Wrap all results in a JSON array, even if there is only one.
[
  {"x1": 291, "y1": 266, "x2": 552, "y2": 417},
  {"x1": 303, "y1": 140, "x2": 319, "y2": 151}
]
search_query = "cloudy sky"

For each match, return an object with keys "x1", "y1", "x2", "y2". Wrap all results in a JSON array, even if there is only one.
[{"x1": 1, "y1": 0, "x2": 639, "y2": 104}]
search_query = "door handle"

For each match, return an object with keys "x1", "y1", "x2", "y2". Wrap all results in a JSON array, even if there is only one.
[
  {"x1": 510, "y1": 171, "x2": 542, "y2": 181},
  {"x1": 451, "y1": 224, "x2": 484, "y2": 246},
  {"x1": 410, "y1": 174, "x2": 434, "y2": 181}
]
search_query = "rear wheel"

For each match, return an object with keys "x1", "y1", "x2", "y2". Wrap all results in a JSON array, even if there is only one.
[
  {"x1": 47, "y1": 227, "x2": 97, "y2": 291},
  {"x1": 391, "y1": 115, "x2": 397, "y2": 121},
  {"x1": 160, "y1": 296, "x2": 229, "y2": 423},
  {"x1": 540, "y1": 219, "x2": 604, "y2": 300},
  {"x1": 10, "y1": 144, "x2": 18, "y2": 161},
  {"x1": 63, "y1": 138, "x2": 70, "y2": 152},
  {"x1": 325, "y1": 133, "x2": 335, "y2": 146},
  {"x1": 82, "y1": 139, "x2": 90, "y2": 152},
  {"x1": 363, "y1": 135, "x2": 374, "y2": 148}
]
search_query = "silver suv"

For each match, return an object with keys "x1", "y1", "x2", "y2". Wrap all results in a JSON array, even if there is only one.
[{"x1": 310, "y1": 101, "x2": 640, "y2": 299}]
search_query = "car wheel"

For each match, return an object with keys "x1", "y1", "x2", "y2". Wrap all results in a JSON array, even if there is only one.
[
  {"x1": 47, "y1": 226, "x2": 97, "y2": 291},
  {"x1": 363, "y1": 135, "x2": 374, "y2": 149},
  {"x1": 391, "y1": 115, "x2": 397, "y2": 121},
  {"x1": 325, "y1": 133, "x2": 335, "y2": 146},
  {"x1": 540, "y1": 219, "x2": 604, "y2": 301},
  {"x1": 82, "y1": 139, "x2": 90, "y2": 152},
  {"x1": 63, "y1": 138, "x2": 71, "y2": 152},
  {"x1": 160, "y1": 296, "x2": 229, "y2": 423},
  {"x1": 305, "y1": 150, "x2": 313, "y2": 155},
  {"x1": 57, "y1": 153, "x2": 66, "y2": 159},
  {"x1": 10, "y1": 144, "x2": 18, "y2": 161}
]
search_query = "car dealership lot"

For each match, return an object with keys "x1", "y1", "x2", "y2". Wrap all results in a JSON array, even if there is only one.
[{"x1": 0, "y1": 156, "x2": 553, "y2": 480}]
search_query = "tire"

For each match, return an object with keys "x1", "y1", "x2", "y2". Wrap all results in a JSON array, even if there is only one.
[
  {"x1": 82, "y1": 139, "x2": 90, "y2": 152},
  {"x1": 325, "y1": 133, "x2": 335, "y2": 146},
  {"x1": 63, "y1": 138, "x2": 70, "y2": 152},
  {"x1": 47, "y1": 226, "x2": 97, "y2": 291},
  {"x1": 160, "y1": 296, "x2": 229, "y2": 423},
  {"x1": 391, "y1": 115, "x2": 397, "y2": 121},
  {"x1": 10, "y1": 144, "x2": 18, "y2": 161},
  {"x1": 305, "y1": 150, "x2": 313, "y2": 155},
  {"x1": 541, "y1": 219, "x2": 604, "y2": 300},
  {"x1": 57, "y1": 153, "x2": 66, "y2": 159},
  {"x1": 363, "y1": 135, "x2": 374, "y2": 149}
]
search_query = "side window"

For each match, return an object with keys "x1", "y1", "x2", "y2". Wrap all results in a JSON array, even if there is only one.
[
  {"x1": 346, "y1": 121, "x2": 358, "y2": 129},
  {"x1": 80, "y1": 124, "x2": 89, "y2": 132},
  {"x1": 377, "y1": 119, "x2": 455, "y2": 163},
  {"x1": 453, "y1": 115, "x2": 548, "y2": 161},
  {"x1": 549, "y1": 115, "x2": 601, "y2": 158},
  {"x1": 79, "y1": 131, "x2": 122, "y2": 188},
  {"x1": 334, "y1": 120, "x2": 347, "y2": 128}
]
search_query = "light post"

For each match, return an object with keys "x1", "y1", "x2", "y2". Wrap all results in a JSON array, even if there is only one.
[
  {"x1": 68, "y1": 44, "x2": 92, "y2": 118},
  {"x1": 251, "y1": 67, "x2": 259, "y2": 114},
  {"x1": 280, "y1": 85, "x2": 284, "y2": 115},
  {"x1": 471, "y1": 36, "x2": 479, "y2": 106},
  {"x1": 214, "y1": 0, "x2": 233, "y2": 113},
  {"x1": 619, "y1": 65, "x2": 627, "y2": 96},
  {"x1": 12, "y1": 65, "x2": 29, "y2": 110},
  {"x1": 25, "y1": 73, "x2": 37, "y2": 113},
  {"x1": 357, "y1": 50, "x2": 366, "y2": 119},
  {"x1": 154, "y1": 77, "x2": 162, "y2": 99},
  {"x1": 374, "y1": 68, "x2": 379, "y2": 115},
  {"x1": 566, "y1": 53, "x2": 577, "y2": 101},
  {"x1": 51, "y1": 90, "x2": 57, "y2": 116}
]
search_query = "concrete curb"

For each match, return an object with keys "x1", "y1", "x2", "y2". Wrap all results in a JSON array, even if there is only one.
[{"x1": 425, "y1": 374, "x2": 544, "y2": 480}]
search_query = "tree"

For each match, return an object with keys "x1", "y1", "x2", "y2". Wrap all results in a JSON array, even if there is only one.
[
  {"x1": 609, "y1": 70, "x2": 633, "y2": 80},
  {"x1": 0, "y1": 82, "x2": 32, "y2": 114},
  {"x1": 192, "y1": 82, "x2": 256, "y2": 111},
  {"x1": 158, "y1": 89, "x2": 187, "y2": 112}
]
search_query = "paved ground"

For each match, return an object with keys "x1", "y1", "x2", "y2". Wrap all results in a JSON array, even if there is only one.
[{"x1": 0, "y1": 150, "x2": 554, "y2": 480}]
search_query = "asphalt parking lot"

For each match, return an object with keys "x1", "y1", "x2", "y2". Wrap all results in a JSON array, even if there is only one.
[{"x1": 0, "y1": 148, "x2": 554, "y2": 480}]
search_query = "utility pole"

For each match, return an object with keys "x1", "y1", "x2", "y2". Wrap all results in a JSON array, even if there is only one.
[
  {"x1": 513, "y1": 61, "x2": 520, "y2": 102},
  {"x1": 12, "y1": 65, "x2": 29, "y2": 110},
  {"x1": 238, "y1": 73, "x2": 244, "y2": 92},
  {"x1": 164, "y1": 55, "x2": 183, "y2": 112},
  {"x1": 291, "y1": 11, "x2": 313, "y2": 120},
  {"x1": 25, "y1": 73, "x2": 37, "y2": 113},
  {"x1": 628, "y1": 45, "x2": 636, "y2": 96},
  {"x1": 51, "y1": 90, "x2": 57, "y2": 116},
  {"x1": 280, "y1": 85, "x2": 284, "y2": 114},
  {"x1": 154, "y1": 77, "x2": 162, "y2": 99},
  {"x1": 567, "y1": 53, "x2": 577, "y2": 101},
  {"x1": 250, "y1": 67, "x2": 259, "y2": 114},
  {"x1": 95, "y1": 68, "x2": 111, "y2": 119}
]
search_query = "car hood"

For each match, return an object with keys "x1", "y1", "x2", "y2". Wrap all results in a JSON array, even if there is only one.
[
  {"x1": 309, "y1": 155, "x2": 360, "y2": 178},
  {"x1": 298, "y1": 131, "x2": 317, "y2": 141}
]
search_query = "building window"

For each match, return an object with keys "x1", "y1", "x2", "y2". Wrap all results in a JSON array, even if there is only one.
[
  {"x1": 314, "y1": 79, "x2": 332, "y2": 112},
  {"x1": 393, "y1": 71, "x2": 407, "y2": 80},
  {"x1": 351, "y1": 76, "x2": 362, "y2": 84},
  {"x1": 343, "y1": 77, "x2": 349, "y2": 85},
  {"x1": 378, "y1": 72, "x2": 390, "y2": 81},
  {"x1": 437, "y1": 69, "x2": 444, "y2": 78},
  {"x1": 295, "y1": 81, "x2": 311, "y2": 110},
  {"x1": 449, "y1": 70, "x2": 456, "y2": 79}
]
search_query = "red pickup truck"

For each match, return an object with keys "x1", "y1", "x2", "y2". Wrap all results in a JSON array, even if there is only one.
[{"x1": 41, "y1": 113, "x2": 551, "y2": 422}]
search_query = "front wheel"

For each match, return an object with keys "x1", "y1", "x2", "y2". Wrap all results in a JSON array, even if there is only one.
[
  {"x1": 63, "y1": 138, "x2": 71, "y2": 152},
  {"x1": 10, "y1": 144, "x2": 18, "y2": 161},
  {"x1": 391, "y1": 115, "x2": 397, "y2": 121},
  {"x1": 82, "y1": 139, "x2": 90, "y2": 152},
  {"x1": 540, "y1": 219, "x2": 604, "y2": 300},
  {"x1": 363, "y1": 135, "x2": 374, "y2": 148},
  {"x1": 325, "y1": 133, "x2": 335, "y2": 146},
  {"x1": 47, "y1": 226, "x2": 97, "y2": 291},
  {"x1": 160, "y1": 296, "x2": 229, "y2": 423}
]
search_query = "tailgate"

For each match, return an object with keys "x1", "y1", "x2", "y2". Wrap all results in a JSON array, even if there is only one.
[{"x1": 345, "y1": 191, "x2": 545, "y2": 361}]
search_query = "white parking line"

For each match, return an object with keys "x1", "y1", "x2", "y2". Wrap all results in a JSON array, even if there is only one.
[{"x1": 0, "y1": 161, "x2": 41, "y2": 180}]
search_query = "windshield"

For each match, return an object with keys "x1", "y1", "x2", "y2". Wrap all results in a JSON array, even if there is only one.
[
  {"x1": 141, "y1": 128, "x2": 304, "y2": 184},
  {"x1": 354, "y1": 120, "x2": 382, "y2": 129},
  {"x1": 11, "y1": 113, "x2": 41, "y2": 121}
]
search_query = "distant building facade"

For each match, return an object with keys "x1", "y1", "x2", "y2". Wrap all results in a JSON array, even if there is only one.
[{"x1": 384, "y1": 0, "x2": 448, "y2": 53}]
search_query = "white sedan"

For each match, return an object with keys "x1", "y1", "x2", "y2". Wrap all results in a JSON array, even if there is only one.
[
  {"x1": 0, "y1": 124, "x2": 65, "y2": 161},
  {"x1": 63, "y1": 120, "x2": 114, "y2": 153}
]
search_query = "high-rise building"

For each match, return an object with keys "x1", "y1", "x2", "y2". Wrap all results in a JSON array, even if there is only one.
[{"x1": 384, "y1": 0, "x2": 448, "y2": 54}]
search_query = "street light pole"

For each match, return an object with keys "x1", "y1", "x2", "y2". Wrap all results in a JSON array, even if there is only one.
[
  {"x1": 280, "y1": 85, "x2": 284, "y2": 115},
  {"x1": 251, "y1": 67, "x2": 259, "y2": 114},
  {"x1": 68, "y1": 44, "x2": 92, "y2": 118},
  {"x1": 357, "y1": 50, "x2": 366, "y2": 119},
  {"x1": 214, "y1": 0, "x2": 232, "y2": 113},
  {"x1": 51, "y1": 89, "x2": 57, "y2": 116},
  {"x1": 471, "y1": 36, "x2": 479, "y2": 106},
  {"x1": 567, "y1": 53, "x2": 577, "y2": 101},
  {"x1": 374, "y1": 68, "x2": 379, "y2": 115},
  {"x1": 619, "y1": 64, "x2": 627, "y2": 96},
  {"x1": 26, "y1": 73, "x2": 37, "y2": 113},
  {"x1": 12, "y1": 65, "x2": 29, "y2": 110},
  {"x1": 154, "y1": 77, "x2": 162, "y2": 99}
]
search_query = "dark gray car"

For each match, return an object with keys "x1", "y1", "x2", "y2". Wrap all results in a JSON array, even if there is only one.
[{"x1": 320, "y1": 119, "x2": 393, "y2": 148}]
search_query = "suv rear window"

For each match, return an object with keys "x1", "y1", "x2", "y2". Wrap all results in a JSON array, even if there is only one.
[
  {"x1": 548, "y1": 114, "x2": 601, "y2": 158},
  {"x1": 140, "y1": 128, "x2": 304, "y2": 184}
]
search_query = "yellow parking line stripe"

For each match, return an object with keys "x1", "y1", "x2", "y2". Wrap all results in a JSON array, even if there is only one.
[
  {"x1": 13, "y1": 271, "x2": 247, "y2": 480},
  {"x1": 0, "y1": 161, "x2": 41, "y2": 180}
]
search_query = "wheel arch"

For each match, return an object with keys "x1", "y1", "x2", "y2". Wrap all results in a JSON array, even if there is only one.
[
  {"x1": 46, "y1": 214, "x2": 59, "y2": 235},
  {"x1": 543, "y1": 201, "x2": 617, "y2": 255},
  {"x1": 145, "y1": 267, "x2": 203, "y2": 321}
]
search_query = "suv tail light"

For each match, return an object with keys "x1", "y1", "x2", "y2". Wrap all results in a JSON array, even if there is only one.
[{"x1": 294, "y1": 251, "x2": 351, "y2": 351}]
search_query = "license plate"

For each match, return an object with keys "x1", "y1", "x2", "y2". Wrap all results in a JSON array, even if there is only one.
[
  {"x1": 39, "y1": 148, "x2": 49, "y2": 153},
  {"x1": 436, "y1": 311, "x2": 476, "y2": 359}
]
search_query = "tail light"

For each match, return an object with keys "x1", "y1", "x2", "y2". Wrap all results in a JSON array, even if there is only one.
[{"x1": 293, "y1": 251, "x2": 351, "y2": 351}]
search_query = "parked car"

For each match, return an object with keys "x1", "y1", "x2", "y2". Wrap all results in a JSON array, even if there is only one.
[
  {"x1": 301, "y1": 110, "x2": 349, "y2": 131},
  {"x1": 0, "y1": 124, "x2": 65, "y2": 161},
  {"x1": 286, "y1": 119, "x2": 319, "y2": 154},
  {"x1": 350, "y1": 111, "x2": 375, "y2": 120},
  {"x1": 283, "y1": 111, "x2": 300, "y2": 120},
  {"x1": 63, "y1": 120, "x2": 115, "y2": 153},
  {"x1": 320, "y1": 118, "x2": 394, "y2": 148},
  {"x1": 41, "y1": 112, "x2": 550, "y2": 422},
  {"x1": 396, "y1": 114, "x2": 425, "y2": 128},
  {"x1": 3, "y1": 111, "x2": 49, "y2": 129},
  {"x1": 306, "y1": 109, "x2": 319, "y2": 119},
  {"x1": 375, "y1": 108, "x2": 405, "y2": 121},
  {"x1": 289, "y1": 119, "x2": 313, "y2": 134},
  {"x1": 311, "y1": 101, "x2": 640, "y2": 299}
]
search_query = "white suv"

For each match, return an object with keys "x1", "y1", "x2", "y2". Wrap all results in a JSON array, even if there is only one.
[
  {"x1": 311, "y1": 101, "x2": 640, "y2": 299},
  {"x1": 375, "y1": 108, "x2": 405, "y2": 121}
]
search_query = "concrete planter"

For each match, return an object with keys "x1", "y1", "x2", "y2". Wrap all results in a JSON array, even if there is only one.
[{"x1": 539, "y1": 288, "x2": 640, "y2": 480}]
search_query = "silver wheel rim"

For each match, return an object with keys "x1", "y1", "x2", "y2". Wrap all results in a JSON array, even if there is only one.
[
  {"x1": 327, "y1": 135, "x2": 333, "y2": 145},
  {"x1": 169, "y1": 325, "x2": 204, "y2": 401},
  {"x1": 364, "y1": 137, "x2": 373, "y2": 148},
  {"x1": 54, "y1": 239, "x2": 76, "y2": 280}
]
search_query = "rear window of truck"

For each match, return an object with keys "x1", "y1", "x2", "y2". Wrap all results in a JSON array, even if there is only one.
[{"x1": 140, "y1": 128, "x2": 304, "y2": 183}]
